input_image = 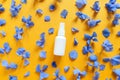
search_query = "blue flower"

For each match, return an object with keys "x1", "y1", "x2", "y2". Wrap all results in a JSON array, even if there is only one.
[
  {"x1": 44, "y1": 16, "x2": 50, "y2": 22},
  {"x1": 54, "y1": 69, "x2": 66, "y2": 80},
  {"x1": 0, "y1": 30, "x2": 6, "y2": 37},
  {"x1": 22, "y1": 15, "x2": 34, "y2": 28},
  {"x1": 102, "y1": 28, "x2": 110, "y2": 38},
  {"x1": 117, "y1": 31, "x2": 120, "y2": 37},
  {"x1": 3, "y1": 42, "x2": 12, "y2": 53},
  {"x1": 76, "y1": 0, "x2": 87, "y2": 9},
  {"x1": 69, "y1": 50, "x2": 78, "y2": 60},
  {"x1": 112, "y1": 14, "x2": 120, "y2": 25},
  {"x1": 99, "y1": 64, "x2": 105, "y2": 71},
  {"x1": 14, "y1": 27, "x2": 23, "y2": 40},
  {"x1": 52, "y1": 61, "x2": 57, "y2": 68},
  {"x1": 110, "y1": 55, "x2": 120, "y2": 66},
  {"x1": 92, "y1": 1, "x2": 100, "y2": 12},
  {"x1": 16, "y1": 48, "x2": 30, "y2": 59},
  {"x1": 0, "y1": 4, "x2": 5, "y2": 13},
  {"x1": 102, "y1": 40, "x2": 113, "y2": 52},
  {"x1": 24, "y1": 59, "x2": 29, "y2": 66},
  {"x1": 76, "y1": 11, "x2": 89, "y2": 20},
  {"x1": 24, "y1": 71, "x2": 30, "y2": 77},
  {"x1": 36, "y1": 64, "x2": 49, "y2": 80},
  {"x1": 82, "y1": 45, "x2": 94, "y2": 54},
  {"x1": 10, "y1": 0, "x2": 22, "y2": 17},
  {"x1": 71, "y1": 27, "x2": 79, "y2": 33},
  {"x1": 73, "y1": 69, "x2": 86, "y2": 80},
  {"x1": 36, "y1": 9, "x2": 43, "y2": 15},
  {"x1": 2, "y1": 60, "x2": 18, "y2": 69},
  {"x1": 87, "y1": 19, "x2": 101, "y2": 27},
  {"x1": 21, "y1": 0, "x2": 27, "y2": 4},
  {"x1": 64, "y1": 66, "x2": 70, "y2": 72},
  {"x1": 74, "y1": 38, "x2": 78, "y2": 46},
  {"x1": 93, "y1": 71, "x2": 99, "y2": 80},
  {"x1": 60, "y1": 9, "x2": 68, "y2": 19},
  {"x1": 0, "y1": 19, "x2": 6, "y2": 26},
  {"x1": 48, "y1": 28, "x2": 54, "y2": 34},
  {"x1": 36, "y1": 32, "x2": 45, "y2": 48},
  {"x1": 113, "y1": 69, "x2": 120, "y2": 76},
  {"x1": 9, "y1": 75, "x2": 17, "y2": 80},
  {"x1": 89, "y1": 54, "x2": 97, "y2": 62},
  {"x1": 49, "y1": 4, "x2": 56, "y2": 11},
  {"x1": 105, "y1": 0, "x2": 120, "y2": 12},
  {"x1": 39, "y1": 50, "x2": 46, "y2": 59}
]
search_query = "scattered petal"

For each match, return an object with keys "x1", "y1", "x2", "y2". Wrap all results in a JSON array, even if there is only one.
[
  {"x1": 44, "y1": 16, "x2": 50, "y2": 22},
  {"x1": 24, "y1": 71, "x2": 30, "y2": 77},
  {"x1": 113, "y1": 69, "x2": 120, "y2": 76},
  {"x1": 24, "y1": 59, "x2": 29, "y2": 66},
  {"x1": 36, "y1": 64, "x2": 41, "y2": 73},
  {"x1": 36, "y1": 9, "x2": 43, "y2": 15},
  {"x1": 117, "y1": 31, "x2": 120, "y2": 37},
  {"x1": 74, "y1": 38, "x2": 78, "y2": 46},
  {"x1": 39, "y1": 50, "x2": 46, "y2": 59},
  {"x1": 40, "y1": 72, "x2": 49, "y2": 80},
  {"x1": 60, "y1": 9, "x2": 68, "y2": 19},
  {"x1": 89, "y1": 54, "x2": 97, "y2": 62},
  {"x1": 42, "y1": 65, "x2": 48, "y2": 71},
  {"x1": 102, "y1": 40, "x2": 113, "y2": 52},
  {"x1": 71, "y1": 27, "x2": 79, "y2": 33},
  {"x1": 21, "y1": 0, "x2": 27, "y2": 4},
  {"x1": 49, "y1": 4, "x2": 56, "y2": 11},
  {"x1": 0, "y1": 19, "x2": 6, "y2": 26},
  {"x1": 0, "y1": 4, "x2": 5, "y2": 13},
  {"x1": 87, "y1": 19, "x2": 101, "y2": 27},
  {"x1": 76, "y1": 0, "x2": 87, "y2": 9},
  {"x1": 102, "y1": 28, "x2": 110, "y2": 38},
  {"x1": 52, "y1": 61, "x2": 57, "y2": 68},
  {"x1": 0, "y1": 30, "x2": 6, "y2": 37},
  {"x1": 64, "y1": 66, "x2": 70, "y2": 72},
  {"x1": 92, "y1": 1, "x2": 100, "y2": 12},
  {"x1": 48, "y1": 28, "x2": 54, "y2": 34},
  {"x1": 76, "y1": 11, "x2": 89, "y2": 20},
  {"x1": 99, "y1": 64, "x2": 105, "y2": 71},
  {"x1": 69, "y1": 50, "x2": 78, "y2": 60},
  {"x1": 103, "y1": 58, "x2": 110, "y2": 62},
  {"x1": 9, "y1": 75, "x2": 17, "y2": 80},
  {"x1": 93, "y1": 71, "x2": 99, "y2": 80},
  {"x1": 3, "y1": 42, "x2": 12, "y2": 53}
]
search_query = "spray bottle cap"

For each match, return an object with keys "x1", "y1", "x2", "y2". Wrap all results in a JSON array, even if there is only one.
[{"x1": 58, "y1": 22, "x2": 65, "y2": 36}]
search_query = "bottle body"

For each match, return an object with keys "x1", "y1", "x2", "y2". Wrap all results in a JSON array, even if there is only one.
[{"x1": 54, "y1": 36, "x2": 66, "y2": 56}]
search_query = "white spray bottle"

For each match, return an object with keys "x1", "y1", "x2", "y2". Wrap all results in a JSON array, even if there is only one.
[{"x1": 54, "y1": 22, "x2": 66, "y2": 56}]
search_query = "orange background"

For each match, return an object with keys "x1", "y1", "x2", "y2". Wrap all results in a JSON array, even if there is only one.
[{"x1": 0, "y1": 0, "x2": 120, "y2": 80}]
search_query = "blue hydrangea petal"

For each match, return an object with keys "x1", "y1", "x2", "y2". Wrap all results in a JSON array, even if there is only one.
[
  {"x1": 44, "y1": 16, "x2": 50, "y2": 22},
  {"x1": 76, "y1": 0, "x2": 87, "y2": 9},
  {"x1": 60, "y1": 9, "x2": 68, "y2": 19},
  {"x1": 0, "y1": 5, "x2": 5, "y2": 12},
  {"x1": 39, "y1": 50, "x2": 46, "y2": 59},
  {"x1": 73, "y1": 69, "x2": 80, "y2": 75},
  {"x1": 89, "y1": 54, "x2": 97, "y2": 62},
  {"x1": 102, "y1": 28, "x2": 110, "y2": 38},
  {"x1": 54, "y1": 69, "x2": 59, "y2": 77},
  {"x1": 64, "y1": 66, "x2": 70, "y2": 72},
  {"x1": 9, "y1": 75, "x2": 17, "y2": 80},
  {"x1": 113, "y1": 69, "x2": 120, "y2": 76},
  {"x1": 93, "y1": 61, "x2": 99, "y2": 68},
  {"x1": 4, "y1": 42, "x2": 12, "y2": 53},
  {"x1": 109, "y1": 0, "x2": 116, "y2": 4},
  {"x1": 103, "y1": 58, "x2": 110, "y2": 62},
  {"x1": 92, "y1": 1, "x2": 100, "y2": 12},
  {"x1": 48, "y1": 28, "x2": 54, "y2": 34},
  {"x1": 87, "y1": 19, "x2": 101, "y2": 27},
  {"x1": 69, "y1": 50, "x2": 78, "y2": 60},
  {"x1": 42, "y1": 65, "x2": 48, "y2": 71},
  {"x1": 23, "y1": 51, "x2": 30, "y2": 58},
  {"x1": 71, "y1": 27, "x2": 79, "y2": 33},
  {"x1": 110, "y1": 58, "x2": 120, "y2": 66},
  {"x1": 40, "y1": 72, "x2": 49, "y2": 80},
  {"x1": 16, "y1": 48, "x2": 25, "y2": 56},
  {"x1": 59, "y1": 76, "x2": 66, "y2": 80},
  {"x1": 93, "y1": 71, "x2": 99, "y2": 80},
  {"x1": 9, "y1": 63, "x2": 18, "y2": 69},
  {"x1": 74, "y1": 38, "x2": 78, "y2": 46},
  {"x1": 2, "y1": 60, "x2": 8, "y2": 67},
  {"x1": 24, "y1": 71, "x2": 30, "y2": 77},
  {"x1": 76, "y1": 12, "x2": 89, "y2": 20},
  {"x1": 117, "y1": 31, "x2": 120, "y2": 36},
  {"x1": 0, "y1": 30, "x2": 6, "y2": 37},
  {"x1": 102, "y1": 40, "x2": 113, "y2": 52},
  {"x1": 0, "y1": 48, "x2": 5, "y2": 54},
  {"x1": 36, "y1": 64, "x2": 41, "y2": 73},
  {"x1": 24, "y1": 59, "x2": 29, "y2": 66},
  {"x1": 80, "y1": 71, "x2": 87, "y2": 76},
  {"x1": 21, "y1": 0, "x2": 27, "y2": 4},
  {"x1": 0, "y1": 19, "x2": 6, "y2": 26},
  {"x1": 99, "y1": 64, "x2": 105, "y2": 71},
  {"x1": 49, "y1": 4, "x2": 55, "y2": 11},
  {"x1": 52, "y1": 61, "x2": 57, "y2": 68},
  {"x1": 36, "y1": 9, "x2": 43, "y2": 15}
]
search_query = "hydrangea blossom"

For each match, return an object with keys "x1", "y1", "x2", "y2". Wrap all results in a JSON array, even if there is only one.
[
  {"x1": 54, "y1": 69, "x2": 66, "y2": 80},
  {"x1": 10, "y1": 0, "x2": 22, "y2": 17},
  {"x1": 36, "y1": 64, "x2": 49, "y2": 80},
  {"x1": 60, "y1": 9, "x2": 68, "y2": 18},
  {"x1": 102, "y1": 40, "x2": 113, "y2": 52},
  {"x1": 14, "y1": 27, "x2": 24, "y2": 40},
  {"x1": 102, "y1": 28, "x2": 110, "y2": 38},
  {"x1": 92, "y1": 1, "x2": 100, "y2": 12},
  {"x1": 112, "y1": 14, "x2": 120, "y2": 25},
  {"x1": 69, "y1": 50, "x2": 78, "y2": 60},
  {"x1": 87, "y1": 19, "x2": 101, "y2": 27},
  {"x1": 76, "y1": 0, "x2": 87, "y2": 9}
]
